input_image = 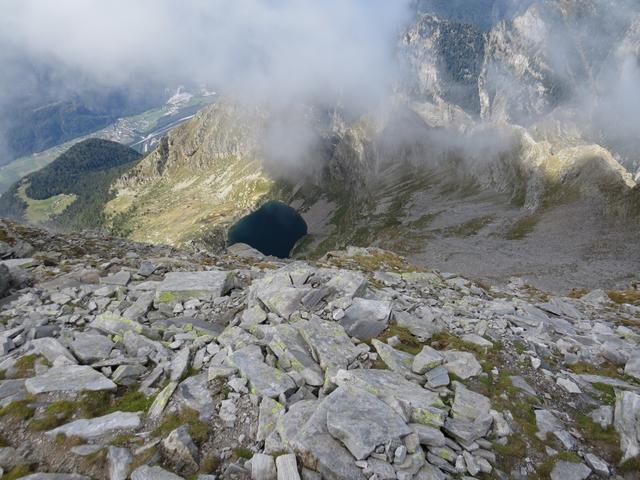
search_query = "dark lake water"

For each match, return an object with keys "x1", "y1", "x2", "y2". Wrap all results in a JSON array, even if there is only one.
[{"x1": 228, "y1": 201, "x2": 308, "y2": 258}]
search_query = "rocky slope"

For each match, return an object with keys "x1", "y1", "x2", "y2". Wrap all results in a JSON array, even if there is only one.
[{"x1": 0, "y1": 220, "x2": 639, "y2": 479}]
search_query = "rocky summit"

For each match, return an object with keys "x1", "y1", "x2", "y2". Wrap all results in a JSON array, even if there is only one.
[{"x1": 0, "y1": 219, "x2": 636, "y2": 480}]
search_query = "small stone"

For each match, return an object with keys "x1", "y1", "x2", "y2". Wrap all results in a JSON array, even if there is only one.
[
  {"x1": 131, "y1": 465, "x2": 184, "y2": 480},
  {"x1": 584, "y1": 453, "x2": 608, "y2": 477},
  {"x1": 394, "y1": 446, "x2": 407, "y2": 465}
]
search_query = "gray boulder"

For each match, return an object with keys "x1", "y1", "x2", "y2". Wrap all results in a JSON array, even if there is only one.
[
  {"x1": 340, "y1": 298, "x2": 391, "y2": 340},
  {"x1": 71, "y1": 332, "x2": 114, "y2": 364},
  {"x1": 230, "y1": 348, "x2": 296, "y2": 398},
  {"x1": 549, "y1": 461, "x2": 591, "y2": 480}
]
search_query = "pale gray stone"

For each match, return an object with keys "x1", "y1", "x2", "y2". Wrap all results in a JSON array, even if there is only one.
[
  {"x1": 268, "y1": 324, "x2": 323, "y2": 387},
  {"x1": 325, "y1": 385, "x2": 412, "y2": 460},
  {"x1": 276, "y1": 454, "x2": 301, "y2": 480},
  {"x1": 174, "y1": 374, "x2": 215, "y2": 421},
  {"x1": 442, "y1": 351, "x2": 482, "y2": 379},
  {"x1": 71, "y1": 332, "x2": 114, "y2": 363},
  {"x1": 231, "y1": 348, "x2": 296, "y2": 399},
  {"x1": 46, "y1": 411, "x2": 140, "y2": 439},
  {"x1": 394, "y1": 309, "x2": 439, "y2": 339},
  {"x1": 340, "y1": 299, "x2": 391, "y2": 340},
  {"x1": 584, "y1": 453, "x2": 609, "y2": 477},
  {"x1": 19, "y1": 475, "x2": 90, "y2": 480},
  {"x1": 425, "y1": 366, "x2": 450, "y2": 388},
  {"x1": 297, "y1": 318, "x2": 360, "y2": 382},
  {"x1": 131, "y1": 465, "x2": 184, "y2": 480},
  {"x1": 557, "y1": 377, "x2": 582, "y2": 394},
  {"x1": 535, "y1": 409, "x2": 563, "y2": 441},
  {"x1": 549, "y1": 461, "x2": 591, "y2": 480},
  {"x1": 588, "y1": 405, "x2": 613, "y2": 429},
  {"x1": 170, "y1": 347, "x2": 190, "y2": 382},
  {"x1": 451, "y1": 382, "x2": 491, "y2": 421},
  {"x1": 460, "y1": 334, "x2": 493, "y2": 349},
  {"x1": 252, "y1": 453, "x2": 277, "y2": 480},
  {"x1": 286, "y1": 394, "x2": 365, "y2": 480},
  {"x1": 155, "y1": 270, "x2": 233, "y2": 305},
  {"x1": 371, "y1": 339, "x2": 419, "y2": 380},
  {"x1": 624, "y1": 355, "x2": 640, "y2": 381},
  {"x1": 103, "y1": 271, "x2": 131, "y2": 286},
  {"x1": 412, "y1": 346, "x2": 444, "y2": 374},
  {"x1": 333, "y1": 369, "x2": 446, "y2": 427},
  {"x1": 107, "y1": 446, "x2": 133, "y2": 480},
  {"x1": 26, "y1": 365, "x2": 116, "y2": 394},
  {"x1": 510, "y1": 376, "x2": 536, "y2": 396},
  {"x1": 258, "y1": 397, "x2": 285, "y2": 441},
  {"x1": 90, "y1": 312, "x2": 144, "y2": 335},
  {"x1": 409, "y1": 423, "x2": 446, "y2": 447}
]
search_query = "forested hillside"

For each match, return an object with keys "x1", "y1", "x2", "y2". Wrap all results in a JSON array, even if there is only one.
[{"x1": 0, "y1": 138, "x2": 141, "y2": 229}]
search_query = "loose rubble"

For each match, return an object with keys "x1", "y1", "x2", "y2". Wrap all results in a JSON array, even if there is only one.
[{"x1": 0, "y1": 220, "x2": 638, "y2": 479}]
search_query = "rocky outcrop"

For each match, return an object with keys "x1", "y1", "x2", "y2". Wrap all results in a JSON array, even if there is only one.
[{"x1": 0, "y1": 219, "x2": 638, "y2": 478}]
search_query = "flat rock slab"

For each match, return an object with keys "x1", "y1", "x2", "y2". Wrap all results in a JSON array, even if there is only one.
[
  {"x1": 231, "y1": 348, "x2": 296, "y2": 398},
  {"x1": 394, "y1": 309, "x2": 440, "y2": 339},
  {"x1": 46, "y1": 411, "x2": 140, "y2": 439},
  {"x1": 102, "y1": 270, "x2": 131, "y2": 286},
  {"x1": 340, "y1": 299, "x2": 391, "y2": 340},
  {"x1": 90, "y1": 312, "x2": 144, "y2": 336},
  {"x1": 550, "y1": 461, "x2": 591, "y2": 480},
  {"x1": 30, "y1": 338, "x2": 77, "y2": 364},
  {"x1": 131, "y1": 465, "x2": 185, "y2": 480},
  {"x1": 26, "y1": 365, "x2": 116, "y2": 394},
  {"x1": 451, "y1": 383, "x2": 491, "y2": 421},
  {"x1": 326, "y1": 385, "x2": 411, "y2": 460},
  {"x1": 155, "y1": 270, "x2": 233, "y2": 305},
  {"x1": 334, "y1": 369, "x2": 446, "y2": 427}
]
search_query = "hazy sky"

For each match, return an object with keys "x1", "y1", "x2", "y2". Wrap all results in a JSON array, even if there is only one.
[{"x1": 0, "y1": 0, "x2": 414, "y2": 109}]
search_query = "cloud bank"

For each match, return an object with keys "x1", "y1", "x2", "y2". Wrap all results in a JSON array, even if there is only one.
[{"x1": 0, "y1": 0, "x2": 413, "y2": 110}]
